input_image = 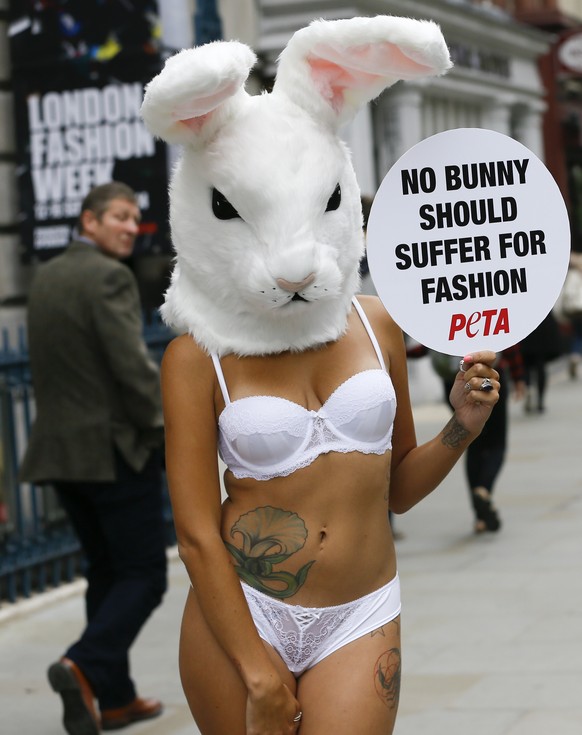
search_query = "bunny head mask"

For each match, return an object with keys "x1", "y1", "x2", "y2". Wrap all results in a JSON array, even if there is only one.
[{"x1": 141, "y1": 16, "x2": 451, "y2": 356}]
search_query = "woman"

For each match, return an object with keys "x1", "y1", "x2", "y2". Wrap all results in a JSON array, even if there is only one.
[
  {"x1": 143, "y1": 15, "x2": 499, "y2": 733},
  {"x1": 162, "y1": 301, "x2": 498, "y2": 735}
]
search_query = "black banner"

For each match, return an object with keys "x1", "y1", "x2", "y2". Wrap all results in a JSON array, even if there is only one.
[{"x1": 9, "y1": 1, "x2": 170, "y2": 258}]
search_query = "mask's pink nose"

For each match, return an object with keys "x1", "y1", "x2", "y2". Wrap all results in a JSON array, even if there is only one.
[{"x1": 276, "y1": 273, "x2": 315, "y2": 292}]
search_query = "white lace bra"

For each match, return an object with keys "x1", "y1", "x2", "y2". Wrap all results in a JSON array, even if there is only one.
[{"x1": 211, "y1": 298, "x2": 396, "y2": 481}]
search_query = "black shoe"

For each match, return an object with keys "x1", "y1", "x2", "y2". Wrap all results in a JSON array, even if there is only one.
[{"x1": 472, "y1": 488, "x2": 501, "y2": 532}]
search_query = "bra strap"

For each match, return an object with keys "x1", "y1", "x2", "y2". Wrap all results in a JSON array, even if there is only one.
[
  {"x1": 352, "y1": 297, "x2": 387, "y2": 372},
  {"x1": 211, "y1": 353, "x2": 231, "y2": 404}
]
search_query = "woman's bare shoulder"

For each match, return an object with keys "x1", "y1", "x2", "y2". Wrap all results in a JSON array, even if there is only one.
[
  {"x1": 163, "y1": 333, "x2": 210, "y2": 366},
  {"x1": 161, "y1": 335, "x2": 220, "y2": 429},
  {"x1": 356, "y1": 294, "x2": 401, "y2": 338},
  {"x1": 162, "y1": 334, "x2": 216, "y2": 388}
]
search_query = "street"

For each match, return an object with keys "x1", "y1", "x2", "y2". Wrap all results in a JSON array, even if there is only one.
[{"x1": 1, "y1": 359, "x2": 581, "y2": 735}]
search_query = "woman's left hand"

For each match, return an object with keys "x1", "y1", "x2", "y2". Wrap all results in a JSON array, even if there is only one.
[{"x1": 449, "y1": 351, "x2": 500, "y2": 436}]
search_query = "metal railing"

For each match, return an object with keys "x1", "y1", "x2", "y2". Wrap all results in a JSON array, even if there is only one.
[{"x1": 0, "y1": 314, "x2": 175, "y2": 605}]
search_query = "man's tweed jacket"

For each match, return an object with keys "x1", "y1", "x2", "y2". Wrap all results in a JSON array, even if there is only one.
[{"x1": 20, "y1": 240, "x2": 164, "y2": 484}]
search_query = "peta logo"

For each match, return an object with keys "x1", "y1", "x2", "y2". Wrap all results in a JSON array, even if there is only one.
[{"x1": 448, "y1": 308, "x2": 509, "y2": 341}]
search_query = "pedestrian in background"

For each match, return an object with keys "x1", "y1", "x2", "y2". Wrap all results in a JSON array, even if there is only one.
[
  {"x1": 411, "y1": 346, "x2": 525, "y2": 534},
  {"x1": 520, "y1": 310, "x2": 563, "y2": 413},
  {"x1": 463, "y1": 346, "x2": 525, "y2": 532},
  {"x1": 562, "y1": 251, "x2": 582, "y2": 378},
  {"x1": 20, "y1": 182, "x2": 167, "y2": 735},
  {"x1": 0, "y1": 445, "x2": 7, "y2": 523}
]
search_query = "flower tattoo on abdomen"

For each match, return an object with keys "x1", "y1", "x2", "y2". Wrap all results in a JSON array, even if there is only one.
[{"x1": 225, "y1": 505, "x2": 315, "y2": 599}]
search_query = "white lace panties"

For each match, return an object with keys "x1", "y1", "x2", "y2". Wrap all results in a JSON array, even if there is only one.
[{"x1": 241, "y1": 574, "x2": 401, "y2": 676}]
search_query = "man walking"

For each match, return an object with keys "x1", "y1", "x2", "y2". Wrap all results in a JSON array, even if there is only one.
[{"x1": 20, "y1": 182, "x2": 167, "y2": 735}]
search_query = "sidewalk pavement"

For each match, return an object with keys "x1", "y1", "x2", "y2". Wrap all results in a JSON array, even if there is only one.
[{"x1": 1, "y1": 359, "x2": 581, "y2": 735}]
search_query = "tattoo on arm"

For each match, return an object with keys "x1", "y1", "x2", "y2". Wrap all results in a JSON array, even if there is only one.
[{"x1": 441, "y1": 413, "x2": 470, "y2": 449}]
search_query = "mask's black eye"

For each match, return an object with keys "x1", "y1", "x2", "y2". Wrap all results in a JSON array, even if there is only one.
[
  {"x1": 212, "y1": 188, "x2": 241, "y2": 220},
  {"x1": 325, "y1": 183, "x2": 341, "y2": 212}
]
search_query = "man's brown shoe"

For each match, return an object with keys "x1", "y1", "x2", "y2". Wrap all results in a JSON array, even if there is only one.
[
  {"x1": 100, "y1": 697, "x2": 163, "y2": 730},
  {"x1": 47, "y1": 657, "x2": 100, "y2": 735}
]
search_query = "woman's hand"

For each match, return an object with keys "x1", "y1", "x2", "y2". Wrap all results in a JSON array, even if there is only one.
[
  {"x1": 246, "y1": 680, "x2": 302, "y2": 735},
  {"x1": 449, "y1": 351, "x2": 500, "y2": 436}
]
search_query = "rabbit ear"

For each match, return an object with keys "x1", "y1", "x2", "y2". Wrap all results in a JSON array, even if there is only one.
[
  {"x1": 273, "y1": 16, "x2": 452, "y2": 129},
  {"x1": 141, "y1": 41, "x2": 257, "y2": 145}
]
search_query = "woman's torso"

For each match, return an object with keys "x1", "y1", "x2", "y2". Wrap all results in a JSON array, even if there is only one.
[{"x1": 215, "y1": 297, "x2": 398, "y2": 607}]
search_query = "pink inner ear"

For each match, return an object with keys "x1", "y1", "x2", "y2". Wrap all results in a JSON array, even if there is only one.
[
  {"x1": 308, "y1": 41, "x2": 434, "y2": 113},
  {"x1": 307, "y1": 56, "x2": 382, "y2": 113},
  {"x1": 180, "y1": 112, "x2": 213, "y2": 133},
  {"x1": 345, "y1": 42, "x2": 433, "y2": 76},
  {"x1": 171, "y1": 78, "x2": 241, "y2": 133}
]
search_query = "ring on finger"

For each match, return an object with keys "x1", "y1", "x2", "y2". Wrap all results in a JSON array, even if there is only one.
[
  {"x1": 480, "y1": 377, "x2": 494, "y2": 392},
  {"x1": 464, "y1": 381, "x2": 471, "y2": 392},
  {"x1": 459, "y1": 359, "x2": 467, "y2": 373}
]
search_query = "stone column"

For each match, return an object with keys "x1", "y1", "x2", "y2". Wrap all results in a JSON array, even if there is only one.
[
  {"x1": 0, "y1": 3, "x2": 30, "y2": 316},
  {"x1": 373, "y1": 85, "x2": 423, "y2": 181},
  {"x1": 515, "y1": 105, "x2": 546, "y2": 161},
  {"x1": 391, "y1": 86, "x2": 424, "y2": 159},
  {"x1": 483, "y1": 100, "x2": 512, "y2": 136},
  {"x1": 341, "y1": 104, "x2": 377, "y2": 196}
]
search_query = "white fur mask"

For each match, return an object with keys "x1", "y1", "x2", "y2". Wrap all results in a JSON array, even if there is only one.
[{"x1": 141, "y1": 16, "x2": 451, "y2": 356}]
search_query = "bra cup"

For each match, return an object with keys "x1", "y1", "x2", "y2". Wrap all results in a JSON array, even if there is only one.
[
  {"x1": 231, "y1": 429, "x2": 307, "y2": 468},
  {"x1": 323, "y1": 370, "x2": 396, "y2": 443},
  {"x1": 331, "y1": 400, "x2": 395, "y2": 444},
  {"x1": 220, "y1": 397, "x2": 311, "y2": 469}
]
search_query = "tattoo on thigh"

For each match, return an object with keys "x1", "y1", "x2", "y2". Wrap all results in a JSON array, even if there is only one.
[
  {"x1": 224, "y1": 505, "x2": 315, "y2": 599},
  {"x1": 374, "y1": 647, "x2": 401, "y2": 709},
  {"x1": 441, "y1": 414, "x2": 470, "y2": 449},
  {"x1": 370, "y1": 617, "x2": 400, "y2": 639}
]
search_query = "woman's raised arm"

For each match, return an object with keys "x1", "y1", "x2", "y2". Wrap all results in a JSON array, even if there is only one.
[{"x1": 364, "y1": 298, "x2": 499, "y2": 514}]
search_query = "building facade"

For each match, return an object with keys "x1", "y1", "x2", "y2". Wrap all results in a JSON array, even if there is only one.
[
  {"x1": 506, "y1": 0, "x2": 582, "y2": 247},
  {"x1": 254, "y1": 1, "x2": 549, "y2": 197},
  {"x1": 0, "y1": 0, "x2": 556, "y2": 334}
]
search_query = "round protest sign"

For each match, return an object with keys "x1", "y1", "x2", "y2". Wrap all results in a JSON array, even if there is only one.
[{"x1": 366, "y1": 128, "x2": 570, "y2": 356}]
